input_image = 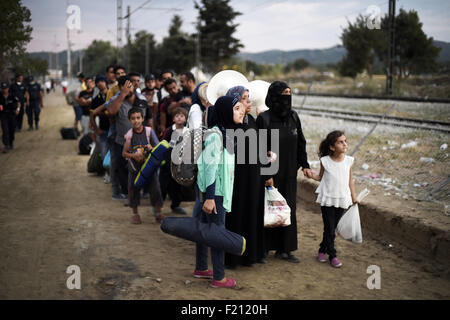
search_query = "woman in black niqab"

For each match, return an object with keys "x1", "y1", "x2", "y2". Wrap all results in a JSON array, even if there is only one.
[{"x1": 256, "y1": 80, "x2": 312, "y2": 263}]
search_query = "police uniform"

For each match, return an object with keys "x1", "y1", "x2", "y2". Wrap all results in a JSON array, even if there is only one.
[
  {"x1": 9, "y1": 81, "x2": 26, "y2": 130},
  {"x1": 26, "y1": 81, "x2": 42, "y2": 129},
  {"x1": 0, "y1": 86, "x2": 20, "y2": 151}
]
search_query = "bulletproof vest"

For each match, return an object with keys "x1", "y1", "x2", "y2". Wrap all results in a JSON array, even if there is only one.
[
  {"x1": 28, "y1": 83, "x2": 41, "y2": 101},
  {"x1": 11, "y1": 83, "x2": 26, "y2": 101}
]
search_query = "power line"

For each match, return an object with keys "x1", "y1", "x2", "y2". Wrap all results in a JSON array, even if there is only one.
[{"x1": 124, "y1": 0, "x2": 152, "y2": 18}]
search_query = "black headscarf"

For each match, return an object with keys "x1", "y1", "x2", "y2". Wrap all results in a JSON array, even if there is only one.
[
  {"x1": 211, "y1": 96, "x2": 239, "y2": 153},
  {"x1": 265, "y1": 81, "x2": 292, "y2": 119},
  {"x1": 191, "y1": 81, "x2": 207, "y2": 111}
]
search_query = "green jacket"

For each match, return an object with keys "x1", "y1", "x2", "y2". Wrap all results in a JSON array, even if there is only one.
[{"x1": 197, "y1": 127, "x2": 235, "y2": 212}]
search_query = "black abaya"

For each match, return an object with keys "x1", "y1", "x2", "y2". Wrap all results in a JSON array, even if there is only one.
[
  {"x1": 256, "y1": 109, "x2": 310, "y2": 254},
  {"x1": 225, "y1": 115, "x2": 265, "y2": 267}
]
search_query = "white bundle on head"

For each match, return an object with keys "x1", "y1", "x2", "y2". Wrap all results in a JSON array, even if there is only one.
[
  {"x1": 247, "y1": 80, "x2": 271, "y2": 118},
  {"x1": 206, "y1": 70, "x2": 248, "y2": 105}
]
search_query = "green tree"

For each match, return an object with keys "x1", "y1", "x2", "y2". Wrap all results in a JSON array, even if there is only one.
[
  {"x1": 11, "y1": 54, "x2": 48, "y2": 77},
  {"x1": 0, "y1": 0, "x2": 33, "y2": 78},
  {"x1": 158, "y1": 15, "x2": 195, "y2": 74},
  {"x1": 128, "y1": 30, "x2": 157, "y2": 75},
  {"x1": 339, "y1": 9, "x2": 441, "y2": 79},
  {"x1": 378, "y1": 9, "x2": 441, "y2": 77},
  {"x1": 284, "y1": 58, "x2": 310, "y2": 72},
  {"x1": 339, "y1": 15, "x2": 382, "y2": 79},
  {"x1": 195, "y1": 0, "x2": 243, "y2": 72},
  {"x1": 83, "y1": 40, "x2": 118, "y2": 76}
]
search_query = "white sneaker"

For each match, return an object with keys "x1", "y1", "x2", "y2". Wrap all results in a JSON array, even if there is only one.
[{"x1": 104, "y1": 173, "x2": 111, "y2": 184}]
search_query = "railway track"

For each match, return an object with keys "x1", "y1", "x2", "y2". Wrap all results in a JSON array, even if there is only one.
[{"x1": 294, "y1": 105, "x2": 450, "y2": 133}]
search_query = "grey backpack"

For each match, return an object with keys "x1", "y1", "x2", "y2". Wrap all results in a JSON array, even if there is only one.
[{"x1": 170, "y1": 126, "x2": 221, "y2": 187}]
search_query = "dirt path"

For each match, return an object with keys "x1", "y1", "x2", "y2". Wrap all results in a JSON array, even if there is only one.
[{"x1": 0, "y1": 92, "x2": 449, "y2": 300}]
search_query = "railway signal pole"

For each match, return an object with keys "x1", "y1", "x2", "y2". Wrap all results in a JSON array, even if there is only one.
[{"x1": 386, "y1": 0, "x2": 396, "y2": 95}]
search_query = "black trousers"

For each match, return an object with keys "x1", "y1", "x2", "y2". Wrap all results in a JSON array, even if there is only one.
[
  {"x1": 1, "y1": 113, "x2": 16, "y2": 147},
  {"x1": 319, "y1": 206, "x2": 345, "y2": 260},
  {"x1": 112, "y1": 142, "x2": 129, "y2": 195},
  {"x1": 26, "y1": 101, "x2": 41, "y2": 128},
  {"x1": 159, "y1": 163, "x2": 182, "y2": 209}
]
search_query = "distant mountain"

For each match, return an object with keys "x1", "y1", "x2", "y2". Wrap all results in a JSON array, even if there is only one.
[
  {"x1": 434, "y1": 40, "x2": 450, "y2": 62},
  {"x1": 237, "y1": 40, "x2": 450, "y2": 65},
  {"x1": 237, "y1": 45, "x2": 346, "y2": 65},
  {"x1": 29, "y1": 49, "x2": 83, "y2": 72},
  {"x1": 28, "y1": 40, "x2": 450, "y2": 71}
]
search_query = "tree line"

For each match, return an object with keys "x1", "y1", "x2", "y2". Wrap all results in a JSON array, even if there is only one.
[{"x1": 339, "y1": 8, "x2": 441, "y2": 79}]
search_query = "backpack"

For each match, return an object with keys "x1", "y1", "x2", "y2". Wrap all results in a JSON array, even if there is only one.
[
  {"x1": 87, "y1": 142, "x2": 104, "y2": 175},
  {"x1": 65, "y1": 90, "x2": 76, "y2": 106},
  {"x1": 170, "y1": 126, "x2": 221, "y2": 187},
  {"x1": 60, "y1": 127, "x2": 80, "y2": 139},
  {"x1": 78, "y1": 134, "x2": 93, "y2": 155}
]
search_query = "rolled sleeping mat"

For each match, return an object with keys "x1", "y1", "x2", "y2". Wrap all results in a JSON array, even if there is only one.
[
  {"x1": 134, "y1": 140, "x2": 170, "y2": 189},
  {"x1": 160, "y1": 216, "x2": 246, "y2": 256}
]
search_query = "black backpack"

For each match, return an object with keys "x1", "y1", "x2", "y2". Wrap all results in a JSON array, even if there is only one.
[
  {"x1": 78, "y1": 134, "x2": 93, "y2": 155},
  {"x1": 60, "y1": 127, "x2": 80, "y2": 140},
  {"x1": 87, "y1": 142, "x2": 104, "y2": 175}
]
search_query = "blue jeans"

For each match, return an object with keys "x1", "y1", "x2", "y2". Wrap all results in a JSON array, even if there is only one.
[
  {"x1": 194, "y1": 186, "x2": 226, "y2": 281},
  {"x1": 73, "y1": 104, "x2": 82, "y2": 121},
  {"x1": 97, "y1": 131, "x2": 108, "y2": 159}
]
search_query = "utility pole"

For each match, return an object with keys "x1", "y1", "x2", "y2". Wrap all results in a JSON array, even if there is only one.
[
  {"x1": 79, "y1": 50, "x2": 83, "y2": 72},
  {"x1": 195, "y1": 16, "x2": 201, "y2": 80},
  {"x1": 126, "y1": 5, "x2": 131, "y2": 72},
  {"x1": 117, "y1": 0, "x2": 123, "y2": 64},
  {"x1": 145, "y1": 37, "x2": 150, "y2": 75},
  {"x1": 53, "y1": 34, "x2": 59, "y2": 70},
  {"x1": 66, "y1": 0, "x2": 71, "y2": 83},
  {"x1": 386, "y1": 0, "x2": 396, "y2": 95}
]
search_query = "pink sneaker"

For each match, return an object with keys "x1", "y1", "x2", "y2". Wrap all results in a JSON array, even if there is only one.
[
  {"x1": 193, "y1": 269, "x2": 213, "y2": 279},
  {"x1": 317, "y1": 252, "x2": 327, "y2": 263},
  {"x1": 330, "y1": 257, "x2": 342, "y2": 268},
  {"x1": 211, "y1": 278, "x2": 236, "y2": 288}
]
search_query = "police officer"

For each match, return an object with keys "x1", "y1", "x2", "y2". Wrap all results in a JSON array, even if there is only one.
[
  {"x1": 25, "y1": 76, "x2": 44, "y2": 130},
  {"x1": 0, "y1": 82, "x2": 20, "y2": 153},
  {"x1": 9, "y1": 74, "x2": 26, "y2": 131}
]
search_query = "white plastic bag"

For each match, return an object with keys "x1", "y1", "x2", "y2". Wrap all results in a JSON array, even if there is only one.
[
  {"x1": 264, "y1": 187, "x2": 291, "y2": 228},
  {"x1": 336, "y1": 188, "x2": 370, "y2": 243}
]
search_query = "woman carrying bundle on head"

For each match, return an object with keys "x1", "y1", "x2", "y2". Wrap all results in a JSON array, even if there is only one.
[{"x1": 224, "y1": 86, "x2": 266, "y2": 269}]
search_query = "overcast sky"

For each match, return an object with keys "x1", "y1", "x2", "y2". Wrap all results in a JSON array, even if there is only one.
[{"x1": 24, "y1": 0, "x2": 450, "y2": 53}]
